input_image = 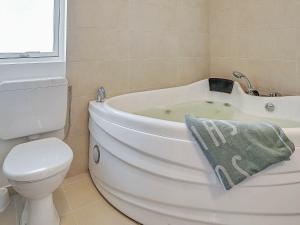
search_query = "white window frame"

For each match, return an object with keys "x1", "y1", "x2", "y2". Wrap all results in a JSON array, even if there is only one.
[
  {"x1": 0, "y1": 0, "x2": 67, "y2": 81},
  {"x1": 0, "y1": 0, "x2": 61, "y2": 60}
]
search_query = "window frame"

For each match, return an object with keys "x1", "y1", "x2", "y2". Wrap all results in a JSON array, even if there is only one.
[
  {"x1": 0, "y1": 0, "x2": 64, "y2": 61},
  {"x1": 0, "y1": 0, "x2": 67, "y2": 81}
]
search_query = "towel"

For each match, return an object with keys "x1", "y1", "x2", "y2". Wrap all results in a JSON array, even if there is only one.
[{"x1": 185, "y1": 114, "x2": 295, "y2": 190}]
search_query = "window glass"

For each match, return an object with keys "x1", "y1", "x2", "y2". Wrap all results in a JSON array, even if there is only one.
[{"x1": 0, "y1": 0, "x2": 56, "y2": 56}]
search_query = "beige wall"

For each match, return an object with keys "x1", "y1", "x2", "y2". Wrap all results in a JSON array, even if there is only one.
[
  {"x1": 65, "y1": 0, "x2": 300, "y2": 177},
  {"x1": 209, "y1": 0, "x2": 300, "y2": 95},
  {"x1": 65, "y1": 0, "x2": 209, "y2": 176}
]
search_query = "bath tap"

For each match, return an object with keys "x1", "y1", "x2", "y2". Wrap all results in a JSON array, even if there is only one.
[
  {"x1": 96, "y1": 87, "x2": 106, "y2": 102},
  {"x1": 232, "y1": 71, "x2": 259, "y2": 96},
  {"x1": 269, "y1": 92, "x2": 282, "y2": 97}
]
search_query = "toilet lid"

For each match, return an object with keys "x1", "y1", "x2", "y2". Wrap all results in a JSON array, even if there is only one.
[{"x1": 3, "y1": 138, "x2": 73, "y2": 182}]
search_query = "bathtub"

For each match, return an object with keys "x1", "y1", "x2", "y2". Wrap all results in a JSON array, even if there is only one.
[{"x1": 88, "y1": 80, "x2": 300, "y2": 225}]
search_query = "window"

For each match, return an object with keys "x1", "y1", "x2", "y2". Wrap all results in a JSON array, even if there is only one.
[{"x1": 0, "y1": 0, "x2": 61, "y2": 59}]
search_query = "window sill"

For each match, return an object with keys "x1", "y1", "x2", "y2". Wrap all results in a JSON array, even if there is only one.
[
  {"x1": 0, "y1": 55, "x2": 65, "y2": 64},
  {"x1": 0, "y1": 57, "x2": 66, "y2": 82}
]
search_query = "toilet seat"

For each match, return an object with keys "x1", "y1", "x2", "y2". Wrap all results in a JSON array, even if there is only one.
[{"x1": 3, "y1": 138, "x2": 73, "y2": 182}]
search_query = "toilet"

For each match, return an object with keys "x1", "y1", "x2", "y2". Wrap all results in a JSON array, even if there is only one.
[
  {"x1": 0, "y1": 77, "x2": 73, "y2": 225},
  {"x1": 3, "y1": 138, "x2": 73, "y2": 225}
]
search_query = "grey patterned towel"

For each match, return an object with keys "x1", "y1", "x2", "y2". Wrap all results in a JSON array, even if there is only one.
[{"x1": 185, "y1": 114, "x2": 295, "y2": 190}]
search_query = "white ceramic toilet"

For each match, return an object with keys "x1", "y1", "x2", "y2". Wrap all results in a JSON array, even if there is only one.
[
  {"x1": 3, "y1": 138, "x2": 73, "y2": 225},
  {"x1": 0, "y1": 78, "x2": 73, "y2": 225}
]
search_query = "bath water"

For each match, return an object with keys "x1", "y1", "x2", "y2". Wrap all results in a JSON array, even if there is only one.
[{"x1": 136, "y1": 101, "x2": 300, "y2": 128}]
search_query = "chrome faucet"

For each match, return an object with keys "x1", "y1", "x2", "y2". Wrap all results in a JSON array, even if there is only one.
[
  {"x1": 269, "y1": 92, "x2": 282, "y2": 97},
  {"x1": 96, "y1": 87, "x2": 106, "y2": 102},
  {"x1": 232, "y1": 71, "x2": 259, "y2": 96}
]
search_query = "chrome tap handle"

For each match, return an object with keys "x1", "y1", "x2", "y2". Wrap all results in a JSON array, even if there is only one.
[
  {"x1": 232, "y1": 71, "x2": 259, "y2": 96},
  {"x1": 269, "y1": 92, "x2": 282, "y2": 97}
]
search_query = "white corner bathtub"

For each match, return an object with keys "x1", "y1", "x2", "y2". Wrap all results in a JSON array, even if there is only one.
[{"x1": 88, "y1": 80, "x2": 300, "y2": 225}]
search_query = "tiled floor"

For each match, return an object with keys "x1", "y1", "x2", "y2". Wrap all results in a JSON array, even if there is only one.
[{"x1": 0, "y1": 173, "x2": 139, "y2": 225}]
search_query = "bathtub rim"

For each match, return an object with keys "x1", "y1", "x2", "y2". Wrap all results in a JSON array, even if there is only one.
[{"x1": 89, "y1": 80, "x2": 300, "y2": 146}]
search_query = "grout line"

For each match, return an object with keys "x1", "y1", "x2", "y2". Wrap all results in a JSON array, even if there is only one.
[
  {"x1": 60, "y1": 185, "x2": 74, "y2": 214},
  {"x1": 61, "y1": 173, "x2": 101, "y2": 212},
  {"x1": 13, "y1": 195, "x2": 18, "y2": 225},
  {"x1": 63, "y1": 173, "x2": 90, "y2": 186}
]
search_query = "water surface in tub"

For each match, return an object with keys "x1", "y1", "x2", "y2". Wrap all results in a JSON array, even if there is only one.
[{"x1": 136, "y1": 101, "x2": 300, "y2": 128}]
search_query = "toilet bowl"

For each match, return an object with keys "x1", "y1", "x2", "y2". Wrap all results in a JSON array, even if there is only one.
[{"x1": 3, "y1": 138, "x2": 73, "y2": 225}]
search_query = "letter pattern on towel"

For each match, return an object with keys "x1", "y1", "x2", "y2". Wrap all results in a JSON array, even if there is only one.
[
  {"x1": 185, "y1": 114, "x2": 295, "y2": 190},
  {"x1": 210, "y1": 121, "x2": 246, "y2": 187},
  {"x1": 197, "y1": 119, "x2": 249, "y2": 189},
  {"x1": 232, "y1": 155, "x2": 250, "y2": 178},
  {"x1": 215, "y1": 165, "x2": 235, "y2": 188},
  {"x1": 202, "y1": 120, "x2": 226, "y2": 147}
]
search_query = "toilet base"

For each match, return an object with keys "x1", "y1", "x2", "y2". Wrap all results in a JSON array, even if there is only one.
[{"x1": 20, "y1": 194, "x2": 60, "y2": 225}]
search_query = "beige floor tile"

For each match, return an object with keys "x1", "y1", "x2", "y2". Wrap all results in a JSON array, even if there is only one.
[
  {"x1": 61, "y1": 214, "x2": 78, "y2": 225},
  {"x1": 73, "y1": 201, "x2": 137, "y2": 225},
  {"x1": 63, "y1": 173, "x2": 91, "y2": 187},
  {"x1": 63, "y1": 176, "x2": 99, "y2": 210},
  {"x1": 0, "y1": 200, "x2": 17, "y2": 225},
  {"x1": 54, "y1": 187, "x2": 72, "y2": 216}
]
